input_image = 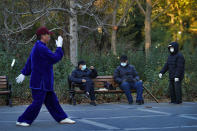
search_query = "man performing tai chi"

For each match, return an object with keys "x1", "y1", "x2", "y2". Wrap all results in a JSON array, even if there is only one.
[{"x1": 15, "y1": 27, "x2": 75, "y2": 126}]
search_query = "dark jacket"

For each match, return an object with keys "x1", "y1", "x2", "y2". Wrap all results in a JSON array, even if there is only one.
[
  {"x1": 160, "y1": 42, "x2": 185, "y2": 80},
  {"x1": 21, "y1": 40, "x2": 63, "y2": 91},
  {"x1": 114, "y1": 64, "x2": 140, "y2": 84},
  {"x1": 70, "y1": 68, "x2": 98, "y2": 84}
]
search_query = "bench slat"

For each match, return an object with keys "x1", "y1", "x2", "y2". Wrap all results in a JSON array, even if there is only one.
[
  {"x1": 0, "y1": 79, "x2": 7, "y2": 82},
  {"x1": 74, "y1": 89, "x2": 136, "y2": 94},
  {"x1": 0, "y1": 85, "x2": 7, "y2": 88},
  {"x1": 93, "y1": 79, "x2": 114, "y2": 82},
  {"x1": 0, "y1": 76, "x2": 7, "y2": 79},
  {"x1": 95, "y1": 76, "x2": 113, "y2": 79},
  {"x1": 0, "y1": 82, "x2": 7, "y2": 85},
  {"x1": 0, "y1": 90, "x2": 11, "y2": 95}
]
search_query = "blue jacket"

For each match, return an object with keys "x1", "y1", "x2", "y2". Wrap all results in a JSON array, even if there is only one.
[
  {"x1": 160, "y1": 42, "x2": 185, "y2": 80},
  {"x1": 114, "y1": 64, "x2": 140, "y2": 84},
  {"x1": 21, "y1": 40, "x2": 63, "y2": 91},
  {"x1": 70, "y1": 68, "x2": 98, "y2": 84}
]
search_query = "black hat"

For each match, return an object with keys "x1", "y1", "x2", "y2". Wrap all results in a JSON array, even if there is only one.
[
  {"x1": 78, "y1": 60, "x2": 86, "y2": 67},
  {"x1": 120, "y1": 55, "x2": 128, "y2": 62}
]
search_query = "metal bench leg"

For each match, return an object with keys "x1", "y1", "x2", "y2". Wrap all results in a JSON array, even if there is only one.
[
  {"x1": 6, "y1": 93, "x2": 12, "y2": 107},
  {"x1": 69, "y1": 90, "x2": 73, "y2": 105},
  {"x1": 9, "y1": 84, "x2": 12, "y2": 107},
  {"x1": 8, "y1": 97, "x2": 12, "y2": 107},
  {"x1": 72, "y1": 92, "x2": 76, "y2": 105},
  {"x1": 69, "y1": 89, "x2": 77, "y2": 105}
]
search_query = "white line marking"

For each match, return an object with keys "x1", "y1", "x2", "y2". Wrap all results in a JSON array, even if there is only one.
[
  {"x1": 78, "y1": 119, "x2": 119, "y2": 130},
  {"x1": 85, "y1": 115, "x2": 166, "y2": 120},
  {"x1": 125, "y1": 125, "x2": 197, "y2": 130},
  {"x1": 0, "y1": 108, "x2": 125, "y2": 114},
  {"x1": 0, "y1": 120, "x2": 52, "y2": 123},
  {"x1": 137, "y1": 108, "x2": 171, "y2": 115},
  {"x1": 179, "y1": 114, "x2": 197, "y2": 120}
]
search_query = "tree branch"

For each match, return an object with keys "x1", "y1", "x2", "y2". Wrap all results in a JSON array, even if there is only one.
[
  {"x1": 135, "y1": 0, "x2": 145, "y2": 15},
  {"x1": 117, "y1": 0, "x2": 135, "y2": 26},
  {"x1": 151, "y1": 2, "x2": 172, "y2": 22}
]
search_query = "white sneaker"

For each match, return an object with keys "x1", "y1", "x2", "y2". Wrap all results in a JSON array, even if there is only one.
[
  {"x1": 60, "y1": 118, "x2": 76, "y2": 124},
  {"x1": 16, "y1": 121, "x2": 30, "y2": 127}
]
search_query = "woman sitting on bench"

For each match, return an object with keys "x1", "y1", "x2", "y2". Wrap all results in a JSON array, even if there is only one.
[{"x1": 70, "y1": 60, "x2": 98, "y2": 106}]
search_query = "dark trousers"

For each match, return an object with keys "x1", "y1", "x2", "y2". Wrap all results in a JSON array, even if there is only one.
[
  {"x1": 17, "y1": 89, "x2": 68, "y2": 124},
  {"x1": 169, "y1": 80, "x2": 182, "y2": 103},
  {"x1": 120, "y1": 81, "x2": 144, "y2": 103},
  {"x1": 81, "y1": 80, "x2": 96, "y2": 101}
]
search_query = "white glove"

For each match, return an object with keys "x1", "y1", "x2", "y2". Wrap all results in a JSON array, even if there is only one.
[
  {"x1": 16, "y1": 74, "x2": 25, "y2": 84},
  {"x1": 175, "y1": 78, "x2": 179, "y2": 82},
  {"x1": 159, "y1": 73, "x2": 162, "y2": 79},
  {"x1": 56, "y1": 36, "x2": 63, "y2": 47}
]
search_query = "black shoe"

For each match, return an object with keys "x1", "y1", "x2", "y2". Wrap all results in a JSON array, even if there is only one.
[
  {"x1": 90, "y1": 101, "x2": 97, "y2": 106},
  {"x1": 174, "y1": 101, "x2": 182, "y2": 104},
  {"x1": 129, "y1": 101, "x2": 133, "y2": 105},
  {"x1": 169, "y1": 101, "x2": 176, "y2": 104},
  {"x1": 136, "y1": 100, "x2": 144, "y2": 105}
]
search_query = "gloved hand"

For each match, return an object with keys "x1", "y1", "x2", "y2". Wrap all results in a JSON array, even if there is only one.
[
  {"x1": 16, "y1": 74, "x2": 25, "y2": 84},
  {"x1": 159, "y1": 73, "x2": 162, "y2": 79},
  {"x1": 55, "y1": 36, "x2": 63, "y2": 47},
  {"x1": 175, "y1": 77, "x2": 179, "y2": 82}
]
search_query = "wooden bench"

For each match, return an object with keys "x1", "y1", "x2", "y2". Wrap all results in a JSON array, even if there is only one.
[
  {"x1": 68, "y1": 75, "x2": 158, "y2": 105},
  {"x1": 0, "y1": 76, "x2": 12, "y2": 106}
]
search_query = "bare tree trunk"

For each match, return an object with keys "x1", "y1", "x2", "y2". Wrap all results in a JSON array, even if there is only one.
[
  {"x1": 111, "y1": 0, "x2": 118, "y2": 55},
  {"x1": 40, "y1": 0, "x2": 46, "y2": 26},
  {"x1": 145, "y1": 0, "x2": 152, "y2": 57},
  {"x1": 63, "y1": 15, "x2": 70, "y2": 58},
  {"x1": 69, "y1": 0, "x2": 78, "y2": 66}
]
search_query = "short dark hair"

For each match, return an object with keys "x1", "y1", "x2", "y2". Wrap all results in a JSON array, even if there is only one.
[
  {"x1": 120, "y1": 55, "x2": 128, "y2": 62},
  {"x1": 78, "y1": 60, "x2": 86, "y2": 67}
]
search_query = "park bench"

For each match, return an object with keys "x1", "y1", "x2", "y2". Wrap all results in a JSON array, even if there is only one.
[
  {"x1": 0, "y1": 76, "x2": 12, "y2": 106},
  {"x1": 68, "y1": 75, "x2": 158, "y2": 105}
]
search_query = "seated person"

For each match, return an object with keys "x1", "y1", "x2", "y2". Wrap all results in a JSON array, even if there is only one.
[
  {"x1": 70, "y1": 60, "x2": 98, "y2": 106},
  {"x1": 114, "y1": 55, "x2": 144, "y2": 105}
]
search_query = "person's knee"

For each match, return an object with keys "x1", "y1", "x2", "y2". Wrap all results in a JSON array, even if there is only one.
[
  {"x1": 84, "y1": 80, "x2": 94, "y2": 86},
  {"x1": 121, "y1": 82, "x2": 130, "y2": 86},
  {"x1": 120, "y1": 82, "x2": 130, "y2": 90},
  {"x1": 136, "y1": 81, "x2": 143, "y2": 90}
]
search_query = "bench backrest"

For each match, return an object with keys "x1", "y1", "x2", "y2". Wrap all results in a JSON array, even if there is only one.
[
  {"x1": 93, "y1": 76, "x2": 119, "y2": 89},
  {"x1": 0, "y1": 76, "x2": 8, "y2": 90}
]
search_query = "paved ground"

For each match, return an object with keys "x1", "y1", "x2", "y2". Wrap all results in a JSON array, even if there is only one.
[{"x1": 0, "y1": 102, "x2": 197, "y2": 131}]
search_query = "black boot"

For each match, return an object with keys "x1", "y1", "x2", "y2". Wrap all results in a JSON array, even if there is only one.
[
  {"x1": 174, "y1": 101, "x2": 182, "y2": 104},
  {"x1": 136, "y1": 100, "x2": 144, "y2": 105},
  {"x1": 90, "y1": 101, "x2": 97, "y2": 106},
  {"x1": 129, "y1": 101, "x2": 133, "y2": 105},
  {"x1": 169, "y1": 101, "x2": 176, "y2": 104}
]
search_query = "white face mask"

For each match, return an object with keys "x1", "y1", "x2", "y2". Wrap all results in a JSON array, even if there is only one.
[
  {"x1": 81, "y1": 65, "x2": 86, "y2": 70},
  {"x1": 121, "y1": 62, "x2": 127, "y2": 67},
  {"x1": 170, "y1": 47, "x2": 174, "y2": 53}
]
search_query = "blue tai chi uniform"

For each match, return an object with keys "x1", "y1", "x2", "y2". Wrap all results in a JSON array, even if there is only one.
[{"x1": 17, "y1": 40, "x2": 68, "y2": 124}]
